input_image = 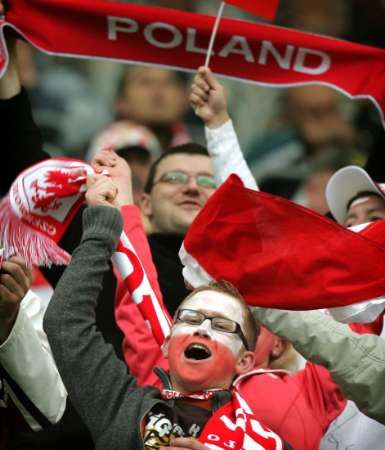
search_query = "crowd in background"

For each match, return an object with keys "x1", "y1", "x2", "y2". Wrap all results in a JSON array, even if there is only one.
[
  {"x1": 16, "y1": 0, "x2": 385, "y2": 216},
  {"x1": 1, "y1": 0, "x2": 385, "y2": 449}
]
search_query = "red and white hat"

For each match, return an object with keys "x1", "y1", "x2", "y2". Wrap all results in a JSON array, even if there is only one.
[{"x1": 326, "y1": 165, "x2": 385, "y2": 224}]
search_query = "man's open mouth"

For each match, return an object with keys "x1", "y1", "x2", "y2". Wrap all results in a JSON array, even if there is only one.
[{"x1": 184, "y1": 343, "x2": 212, "y2": 360}]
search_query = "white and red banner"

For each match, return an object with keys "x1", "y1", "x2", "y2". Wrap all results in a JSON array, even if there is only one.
[
  {"x1": 113, "y1": 234, "x2": 172, "y2": 345},
  {"x1": 2, "y1": 0, "x2": 385, "y2": 126},
  {"x1": 181, "y1": 175, "x2": 385, "y2": 310}
]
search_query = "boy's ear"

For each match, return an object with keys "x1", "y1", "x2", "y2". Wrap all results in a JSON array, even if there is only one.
[{"x1": 235, "y1": 351, "x2": 256, "y2": 375}]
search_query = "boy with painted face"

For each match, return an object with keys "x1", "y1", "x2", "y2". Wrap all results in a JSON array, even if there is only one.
[
  {"x1": 166, "y1": 287, "x2": 257, "y2": 395},
  {"x1": 43, "y1": 175, "x2": 290, "y2": 450}
]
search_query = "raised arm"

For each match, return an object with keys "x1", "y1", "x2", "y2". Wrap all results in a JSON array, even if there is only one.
[
  {"x1": 190, "y1": 66, "x2": 258, "y2": 190},
  {"x1": 253, "y1": 307, "x2": 385, "y2": 424},
  {"x1": 43, "y1": 175, "x2": 141, "y2": 435},
  {"x1": 0, "y1": 34, "x2": 48, "y2": 195},
  {"x1": 0, "y1": 257, "x2": 66, "y2": 428},
  {"x1": 91, "y1": 150, "x2": 167, "y2": 387}
]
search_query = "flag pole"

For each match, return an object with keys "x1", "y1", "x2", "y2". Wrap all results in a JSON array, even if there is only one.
[{"x1": 204, "y1": 1, "x2": 225, "y2": 68}]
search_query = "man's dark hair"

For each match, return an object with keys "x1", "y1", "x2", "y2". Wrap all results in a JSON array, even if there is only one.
[
  {"x1": 116, "y1": 145, "x2": 152, "y2": 166},
  {"x1": 346, "y1": 191, "x2": 383, "y2": 212},
  {"x1": 144, "y1": 143, "x2": 209, "y2": 193}
]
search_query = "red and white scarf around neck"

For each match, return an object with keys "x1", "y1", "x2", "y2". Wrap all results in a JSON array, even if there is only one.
[
  {"x1": 198, "y1": 390, "x2": 286, "y2": 450},
  {"x1": 1, "y1": 0, "x2": 385, "y2": 127}
]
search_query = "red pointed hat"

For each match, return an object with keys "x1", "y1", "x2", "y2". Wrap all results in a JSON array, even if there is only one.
[{"x1": 180, "y1": 175, "x2": 385, "y2": 310}]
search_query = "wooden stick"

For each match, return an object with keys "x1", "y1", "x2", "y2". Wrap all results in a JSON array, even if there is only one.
[{"x1": 204, "y1": 1, "x2": 225, "y2": 68}]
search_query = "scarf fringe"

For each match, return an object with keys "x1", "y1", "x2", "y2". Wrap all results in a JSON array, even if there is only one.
[{"x1": 0, "y1": 198, "x2": 70, "y2": 267}]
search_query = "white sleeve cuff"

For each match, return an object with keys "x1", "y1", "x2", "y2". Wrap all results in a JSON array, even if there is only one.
[
  {"x1": 205, "y1": 120, "x2": 258, "y2": 190},
  {"x1": 0, "y1": 292, "x2": 67, "y2": 427}
]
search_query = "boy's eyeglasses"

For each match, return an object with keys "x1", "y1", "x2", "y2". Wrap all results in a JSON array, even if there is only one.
[{"x1": 176, "y1": 308, "x2": 249, "y2": 350}]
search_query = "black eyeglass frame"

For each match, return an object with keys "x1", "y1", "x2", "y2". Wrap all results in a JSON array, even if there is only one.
[
  {"x1": 152, "y1": 170, "x2": 217, "y2": 189},
  {"x1": 176, "y1": 308, "x2": 250, "y2": 351}
]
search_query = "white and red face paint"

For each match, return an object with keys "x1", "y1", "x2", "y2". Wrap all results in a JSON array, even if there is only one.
[{"x1": 166, "y1": 290, "x2": 247, "y2": 391}]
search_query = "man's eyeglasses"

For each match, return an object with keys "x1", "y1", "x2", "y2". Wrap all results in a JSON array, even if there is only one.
[
  {"x1": 176, "y1": 309, "x2": 249, "y2": 351},
  {"x1": 153, "y1": 170, "x2": 217, "y2": 189}
]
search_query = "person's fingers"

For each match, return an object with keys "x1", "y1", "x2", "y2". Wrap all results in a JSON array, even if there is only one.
[
  {"x1": 92, "y1": 177, "x2": 114, "y2": 194},
  {"x1": 189, "y1": 93, "x2": 205, "y2": 108},
  {"x1": 1, "y1": 260, "x2": 30, "y2": 293},
  {"x1": 191, "y1": 84, "x2": 209, "y2": 102},
  {"x1": 0, "y1": 284, "x2": 18, "y2": 307},
  {"x1": 6, "y1": 256, "x2": 28, "y2": 272},
  {"x1": 91, "y1": 150, "x2": 117, "y2": 168},
  {"x1": 104, "y1": 184, "x2": 118, "y2": 202},
  {"x1": 87, "y1": 173, "x2": 110, "y2": 189},
  {"x1": 92, "y1": 153, "x2": 109, "y2": 166},
  {"x1": 193, "y1": 73, "x2": 210, "y2": 92},
  {"x1": 202, "y1": 67, "x2": 221, "y2": 90},
  {"x1": 0, "y1": 272, "x2": 26, "y2": 300},
  {"x1": 89, "y1": 176, "x2": 117, "y2": 198},
  {"x1": 86, "y1": 174, "x2": 97, "y2": 188}
]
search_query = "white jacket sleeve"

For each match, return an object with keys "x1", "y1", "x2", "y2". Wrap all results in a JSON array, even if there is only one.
[
  {"x1": 0, "y1": 290, "x2": 67, "y2": 430},
  {"x1": 205, "y1": 120, "x2": 258, "y2": 190},
  {"x1": 328, "y1": 297, "x2": 385, "y2": 324}
]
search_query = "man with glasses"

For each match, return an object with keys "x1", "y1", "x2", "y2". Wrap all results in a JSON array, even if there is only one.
[{"x1": 141, "y1": 144, "x2": 216, "y2": 236}]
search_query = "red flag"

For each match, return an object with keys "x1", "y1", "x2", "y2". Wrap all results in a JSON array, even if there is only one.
[
  {"x1": 225, "y1": 0, "x2": 279, "y2": 20},
  {"x1": 181, "y1": 175, "x2": 385, "y2": 310}
]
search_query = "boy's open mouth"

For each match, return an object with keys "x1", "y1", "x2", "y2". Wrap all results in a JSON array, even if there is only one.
[{"x1": 184, "y1": 343, "x2": 212, "y2": 360}]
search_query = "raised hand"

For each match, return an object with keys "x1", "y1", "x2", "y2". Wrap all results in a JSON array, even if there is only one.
[
  {"x1": 91, "y1": 149, "x2": 134, "y2": 207},
  {"x1": 190, "y1": 66, "x2": 230, "y2": 129},
  {"x1": 0, "y1": 256, "x2": 32, "y2": 342},
  {"x1": 85, "y1": 173, "x2": 119, "y2": 209}
]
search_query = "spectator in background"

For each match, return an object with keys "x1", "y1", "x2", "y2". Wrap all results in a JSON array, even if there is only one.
[
  {"x1": 0, "y1": 257, "x2": 67, "y2": 448},
  {"x1": 252, "y1": 307, "x2": 385, "y2": 426},
  {"x1": 246, "y1": 84, "x2": 363, "y2": 202},
  {"x1": 87, "y1": 120, "x2": 161, "y2": 206},
  {"x1": 326, "y1": 164, "x2": 385, "y2": 228},
  {"x1": 115, "y1": 66, "x2": 191, "y2": 151},
  {"x1": 320, "y1": 164, "x2": 385, "y2": 449}
]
